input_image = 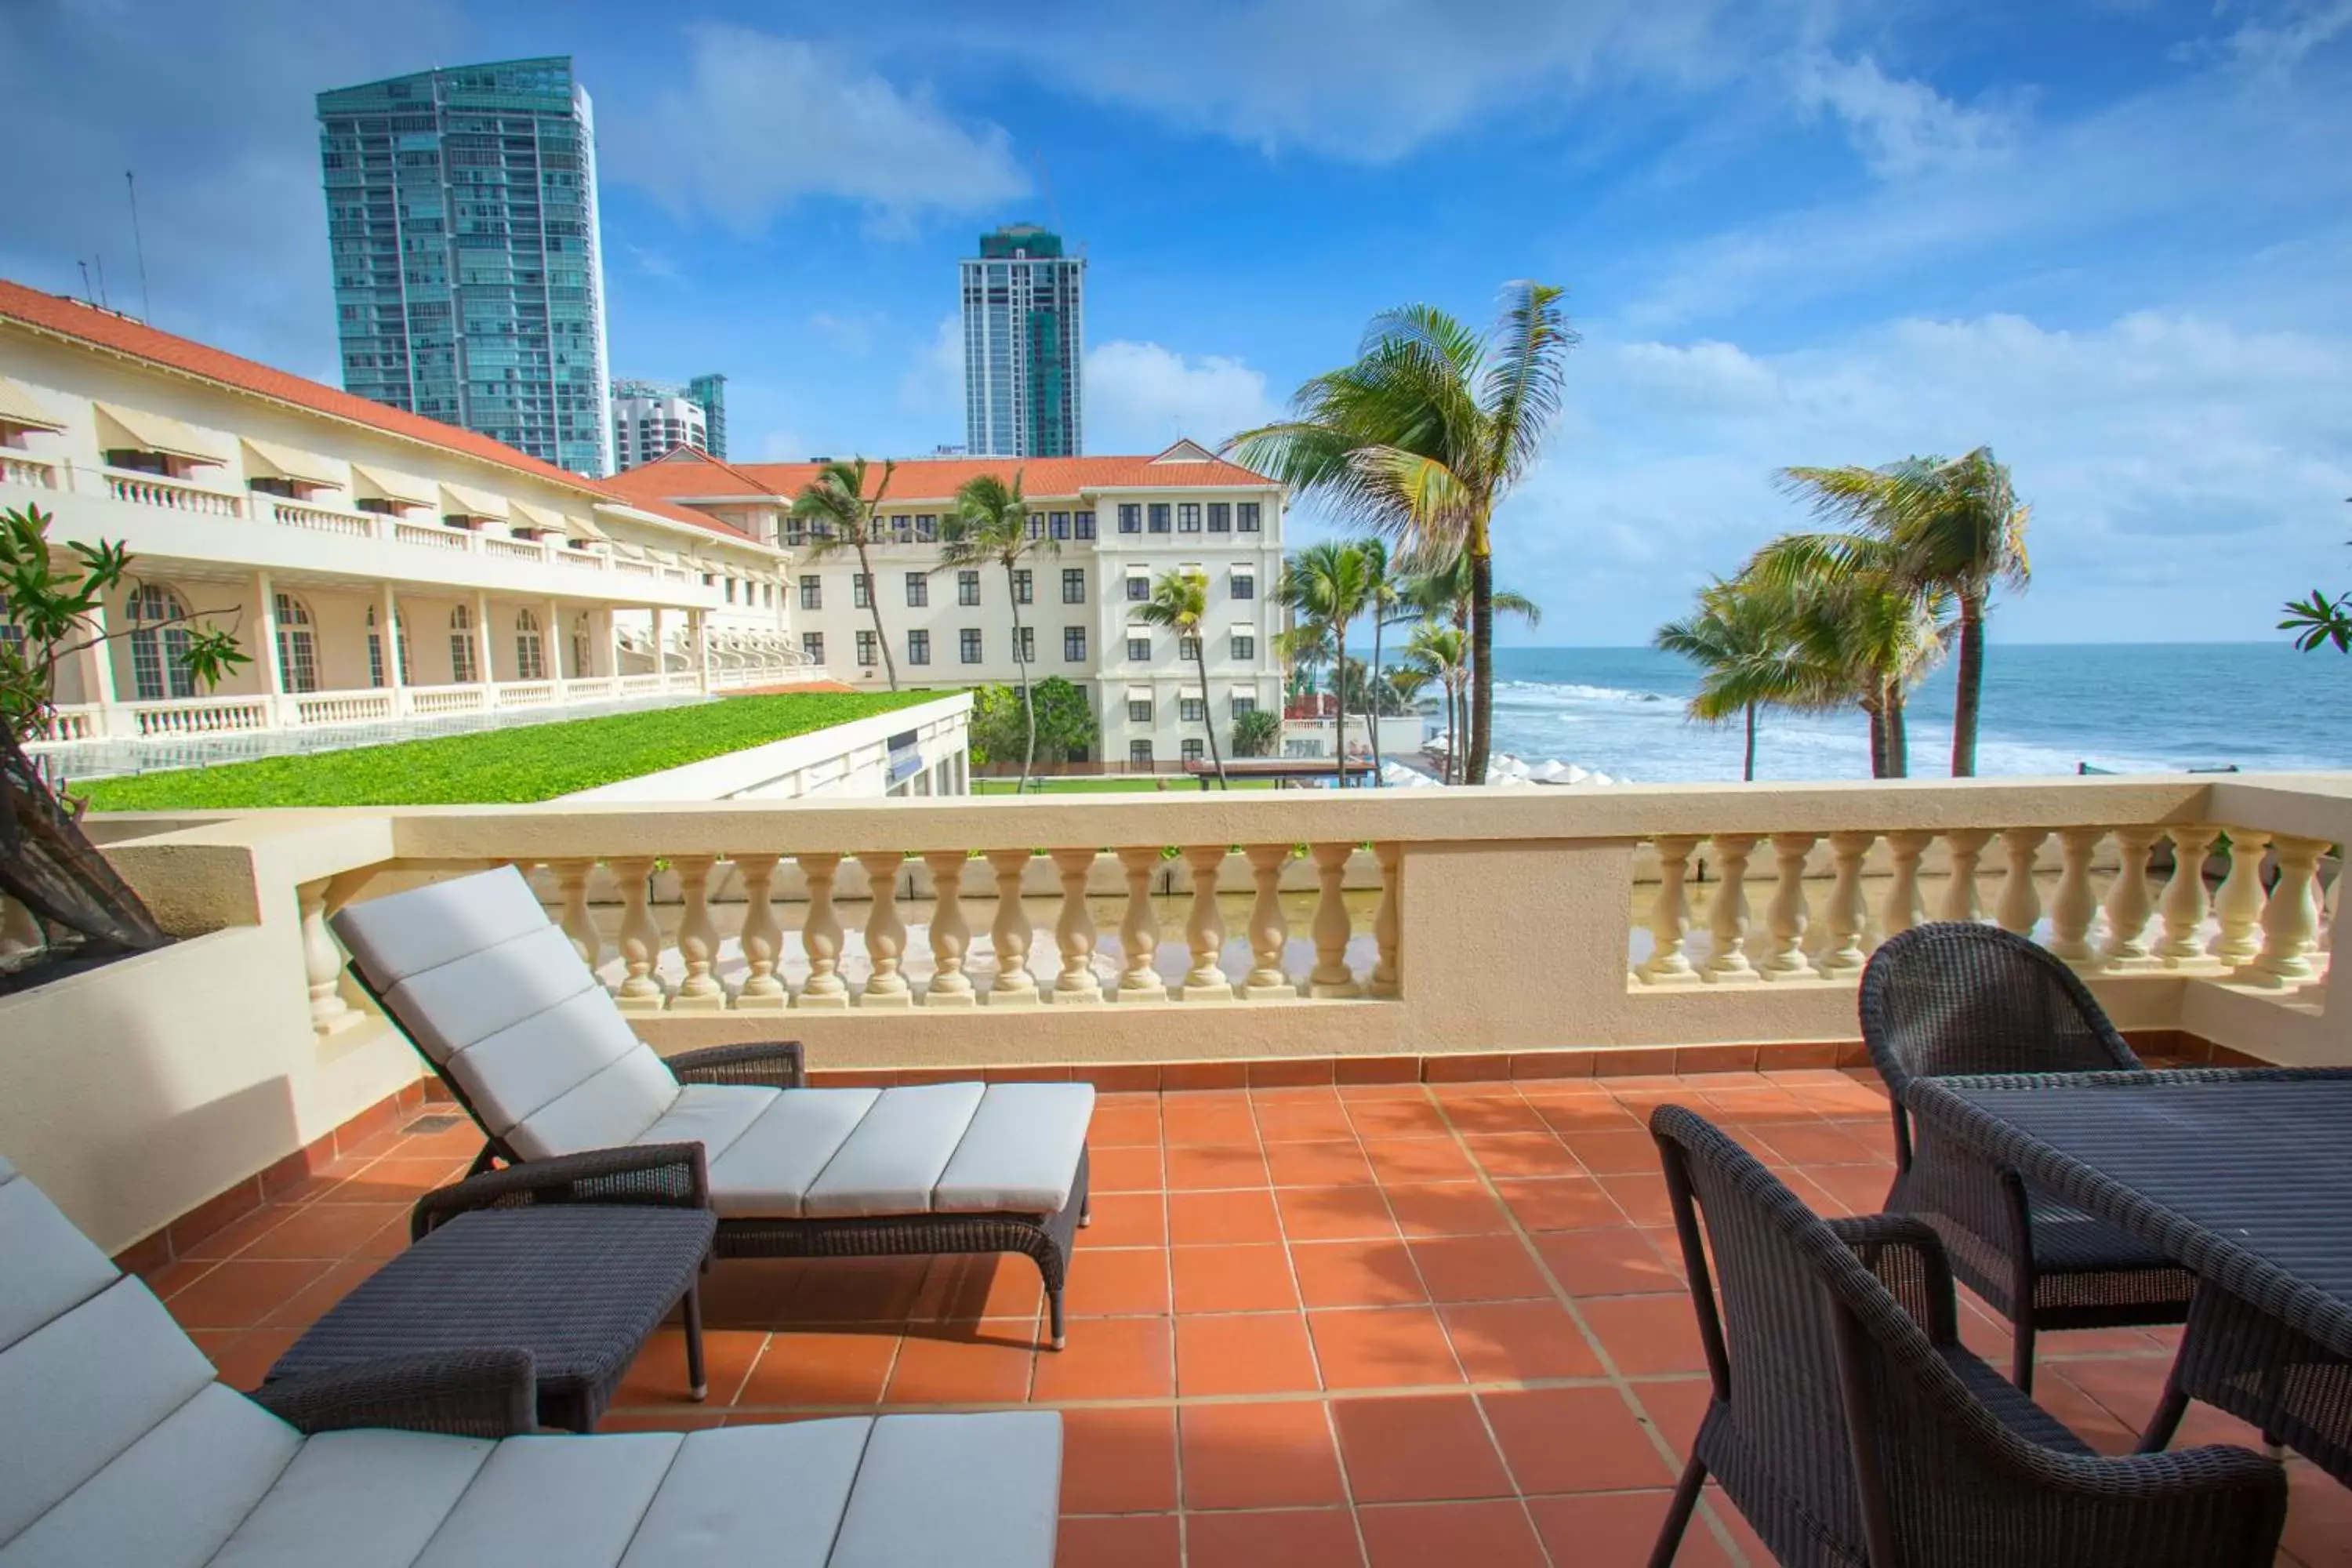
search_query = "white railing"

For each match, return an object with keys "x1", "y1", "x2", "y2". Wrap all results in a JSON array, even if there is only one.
[
  {"x1": 563, "y1": 677, "x2": 618, "y2": 702},
  {"x1": 492, "y1": 681, "x2": 557, "y2": 709},
  {"x1": 613, "y1": 560, "x2": 658, "y2": 579},
  {"x1": 270, "y1": 499, "x2": 376, "y2": 539},
  {"x1": 482, "y1": 535, "x2": 546, "y2": 563},
  {"x1": 659, "y1": 567, "x2": 695, "y2": 585},
  {"x1": 391, "y1": 520, "x2": 473, "y2": 552},
  {"x1": 291, "y1": 691, "x2": 397, "y2": 728},
  {"x1": 618, "y1": 673, "x2": 667, "y2": 697},
  {"x1": 103, "y1": 471, "x2": 242, "y2": 518},
  {"x1": 555, "y1": 549, "x2": 606, "y2": 570},
  {"x1": 33, "y1": 706, "x2": 100, "y2": 742},
  {"x1": 406, "y1": 684, "x2": 487, "y2": 717},
  {"x1": 128, "y1": 695, "x2": 272, "y2": 736},
  {"x1": 1, "y1": 454, "x2": 58, "y2": 489}
]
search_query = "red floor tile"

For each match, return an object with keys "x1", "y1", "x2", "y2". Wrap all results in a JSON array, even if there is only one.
[
  {"x1": 231, "y1": 1203, "x2": 407, "y2": 1261},
  {"x1": 914, "y1": 1254, "x2": 1047, "y2": 1323},
  {"x1": 1560, "y1": 1127, "x2": 1668, "y2": 1176},
  {"x1": 1061, "y1": 1406, "x2": 1178, "y2": 1513},
  {"x1": 1033, "y1": 1314, "x2": 1174, "y2": 1401},
  {"x1": 1185, "y1": 1508, "x2": 1365, "y2": 1568},
  {"x1": 1492, "y1": 1177, "x2": 1626, "y2": 1232},
  {"x1": 1168, "y1": 1189, "x2": 1283, "y2": 1245},
  {"x1": 1364, "y1": 1139, "x2": 1481, "y2": 1184},
  {"x1": 1084, "y1": 1102, "x2": 1164, "y2": 1149},
  {"x1": 1172, "y1": 1244, "x2": 1301, "y2": 1313},
  {"x1": 1063, "y1": 1247, "x2": 1172, "y2": 1317},
  {"x1": 1526, "y1": 1490, "x2": 1735, "y2": 1567},
  {"x1": 1057, "y1": 1514, "x2": 1181, "y2": 1568},
  {"x1": 1161, "y1": 1102, "x2": 1260, "y2": 1147},
  {"x1": 787, "y1": 1257, "x2": 929, "y2": 1324},
  {"x1": 1255, "y1": 1101, "x2": 1359, "y2": 1142},
  {"x1": 1174, "y1": 1312, "x2": 1319, "y2": 1397},
  {"x1": 1595, "y1": 1171, "x2": 1675, "y2": 1227},
  {"x1": 1385, "y1": 1183, "x2": 1515, "y2": 1237},
  {"x1": 1308, "y1": 1306, "x2": 1465, "y2": 1389},
  {"x1": 1180, "y1": 1400, "x2": 1348, "y2": 1509},
  {"x1": 1481, "y1": 1385, "x2": 1678, "y2": 1494},
  {"x1": 1437, "y1": 1096, "x2": 1553, "y2": 1136},
  {"x1": 1359, "y1": 1499, "x2": 1548, "y2": 1567},
  {"x1": 616, "y1": 1327, "x2": 766, "y2": 1406},
  {"x1": 1165, "y1": 1143, "x2": 1272, "y2": 1191},
  {"x1": 1754, "y1": 1121, "x2": 1886, "y2": 1166},
  {"x1": 1348, "y1": 1099, "x2": 1452, "y2": 1138},
  {"x1": 1076, "y1": 1192, "x2": 1165, "y2": 1250},
  {"x1": 1332, "y1": 1393, "x2": 1512, "y2": 1501},
  {"x1": 1088, "y1": 1145, "x2": 1165, "y2": 1193},
  {"x1": 1462, "y1": 1134, "x2": 1582, "y2": 1179},
  {"x1": 1277, "y1": 1185, "x2": 1403, "y2": 1243},
  {"x1": 1439, "y1": 1299, "x2": 1606, "y2": 1382},
  {"x1": 1267, "y1": 1140, "x2": 1381, "y2": 1188},
  {"x1": 164, "y1": 1259, "x2": 336, "y2": 1331},
  {"x1": 1626, "y1": 1377, "x2": 1715, "y2": 1462},
  {"x1": 735, "y1": 1330, "x2": 898, "y2": 1407},
  {"x1": 1408, "y1": 1236, "x2": 1552, "y2": 1302},
  {"x1": 884, "y1": 1330, "x2": 1036, "y2": 1403},
  {"x1": 1291, "y1": 1240, "x2": 1428, "y2": 1308},
  {"x1": 1578, "y1": 1294, "x2": 1708, "y2": 1376},
  {"x1": 1533, "y1": 1227, "x2": 1682, "y2": 1297}
]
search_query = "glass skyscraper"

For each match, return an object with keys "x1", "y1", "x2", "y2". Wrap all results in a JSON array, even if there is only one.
[
  {"x1": 685, "y1": 372, "x2": 727, "y2": 460},
  {"x1": 317, "y1": 56, "x2": 613, "y2": 476},
  {"x1": 961, "y1": 225, "x2": 1084, "y2": 458}
]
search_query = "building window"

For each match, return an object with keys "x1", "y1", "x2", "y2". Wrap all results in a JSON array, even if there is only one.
[
  {"x1": 1238, "y1": 502, "x2": 1261, "y2": 532},
  {"x1": 1064, "y1": 626, "x2": 1086, "y2": 662},
  {"x1": 1232, "y1": 573, "x2": 1255, "y2": 601},
  {"x1": 1232, "y1": 693, "x2": 1258, "y2": 717},
  {"x1": 125, "y1": 583, "x2": 195, "y2": 701},
  {"x1": 272, "y1": 592, "x2": 319, "y2": 694},
  {"x1": 958, "y1": 570, "x2": 981, "y2": 606},
  {"x1": 1178, "y1": 635, "x2": 1202, "y2": 661},
  {"x1": 1148, "y1": 503, "x2": 1171, "y2": 533},
  {"x1": 1208, "y1": 502, "x2": 1231, "y2": 533},
  {"x1": 799, "y1": 575, "x2": 822, "y2": 610},
  {"x1": 448, "y1": 604, "x2": 477, "y2": 684},
  {"x1": 515, "y1": 608, "x2": 546, "y2": 681},
  {"x1": 1178, "y1": 502, "x2": 1202, "y2": 533},
  {"x1": 907, "y1": 629, "x2": 931, "y2": 666},
  {"x1": 1025, "y1": 514, "x2": 1045, "y2": 541},
  {"x1": 1014, "y1": 626, "x2": 1035, "y2": 663},
  {"x1": 724, "y1": 578, "x2": 737, "y2": 604},
  {"x1": 1181, "y1": 696, "x2": 1206, "y2": 724},
  {"x1": 1182, "y1": 738, "x2": 1205, "y2": 763},
  {"x1": 906, "y1": 572, "x2": 928, "y2": 608},
  {"x1": 856, "y1": 630, "x2": 878, "y2": 667},
  {"x1": 1126, "y1": 575, "x2": 1149, "y2": 602},
  {"x1": 763, "y1": 583, "x2": 775, "y2": 608},
  {"x1": 1074, "y1": 510, "x2": 1096, "y2": 540},
  {"x1": 1127, "y1": 635, "x2": 1152, "y2": 662},
  {"x1": 960, "y1": 628, "x2": 982, "y2": 663},
  {"x1": 1232, "y1": 633, "x2": 1256, "y2": 660},
  {"x1": 1130, "y1": 739, "x2": 1154, "y2": 764},
  {"x1": 1062, "y1": 568, "x2": 1085, "y2": 604},
  {"x1": 1050, "y1": 510, "x2": 1070, "y2": 539},
  {"x1": 1127, "y1": 699, "x2": 1153, "y2": 724},
  {"x1": 802, "y1": 631, "x2": 824, "y2": 664},
  {"x1": 1117, "y1": 503, "x2": 1142, "y2": 534},
  {"x1": 785, "y1": 518, "x2": 805, "y2": 546},
  {"x1": 915, "y1": 513, "x2": 937, "y2": 543},
  {"x1": 366, "y1": 604, "x2": 411, "y2": 688},
  {"x1": 1012, "y1": 568, "x2": 1032, "y2": 604},
  {"x1": 852, "y1": 573, "x2": 871, "y2": 609},
  {"x1": 892, "y1": 514, "x2": 914, "y2": 543}
]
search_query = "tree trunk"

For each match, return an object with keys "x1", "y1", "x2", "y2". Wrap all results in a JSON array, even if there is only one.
[
  {"x1": 1951, "y1": 590, "x2": 1985, "y2": 777},
  {"x1": 1886, "y1": 683, "x2": 1911, "y2": 778},
  {"x1": 1367, "y1": 608, "x2": 1387, "y2": 786},
  {"x1": 857, "y1": 540, "x2": 898, "y2": 691},
  {"x1": 1007, "y1": 568, "x2": 1033, "y2": 790},
  {"x1": 1195, "y1": 644, "x2": 1227, "y2": 788},
  {"x1": 1864, "y1": 698, "x2": 1886, "y2": 779},
  {"x1": 1742, "y1": 702, "x2": 1757, "y2": 782},
  {"x1": 0, "y1": 729, "x2": 168, "y2": 955},
  {"x1": 1331, "y1": 617, "x2": 1349, "y2": 789},
  {"x1": 1468, "y1": 535, "x2": 1494, "y2": 785}
]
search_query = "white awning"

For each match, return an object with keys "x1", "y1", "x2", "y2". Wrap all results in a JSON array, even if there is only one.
[
  {"x1": 0, "y1": 376, "x2": 66, "y2": 432},
  {"x1": 93, "y1": 401, "x2": 223, "y2": 465},
  {"x1": 1231, "y1": 684, "x2": 1260, "y2": 698},
  {"x1": 351, "y1": 463, "x2": 436, "y2": 507},
  {"x1": 607, "y1": 540, "x2": 654, "y2": 562},
  {"x1": 1126, "y1": 685, "x2": 1155, "y2": 702},
  {"x1": 510, "y1": 499, "x2": 598, "y2": 539},
  {"x1": 439, "y1": 481, "x2": 509, "y2": 521},
  {"x1": 240, "y1": 437, "x2": 343, "y2": 490},
  {"x1": 1232, "y1": 623, "x2": 1257, "y2": 637},
  {"x1": 1125, "y1": 564, "x2": 1151, "y2": 578}
]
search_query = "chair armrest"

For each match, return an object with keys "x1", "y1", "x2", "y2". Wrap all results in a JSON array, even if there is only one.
[
  {"x1": 2014, "y1": 1443, "x2": 2289, "y2": 1565},
  {"x1": 1829, "y1": 1212, "x2": 1959, "y2": 1346},
  {"x1": 249, "y1": 1348, "x2": 536, "y2": 1437},
  {"x1": 668, "y1": 1040, "x2": 807, "y2": 1089},
  {"x1": 411, "y1": 1142, "x2": 710, "y2": 1240}
]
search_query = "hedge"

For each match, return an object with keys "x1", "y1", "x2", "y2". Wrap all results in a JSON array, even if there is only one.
[{"x1": 78, "y1": 691, "x2": 942, "y2": 811}]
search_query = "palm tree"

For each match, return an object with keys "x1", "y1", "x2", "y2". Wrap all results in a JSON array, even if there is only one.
[
  {"x1": 1231, "y1": 281, "x2": 1576, "y2": 784},
  {"x1": 1138, "y1": 567, "x2": 1226, "y2": 787},
  {"x1": 1357, "y1": 539, "x2": 1403, "y2": 784},
  {"x1": 1398, "y1": 550, "x2": 1540, "y2": 775},
  {"x1": 1279, "y1": 541, "x2": 1374, "y2": 788},
  {"x1": 942, "y1": 471, "x2": 1054, "y2": 790},
  {"x1": 1778, "y1": 448, "x2": 2030, "y2": 775},
  {"x1": 1746, "y1": 535, "x2": 1953, "y2": 778},
  {"x1": 787, "y1": 458, "x2": 900, "y2": 691},
  {"x1": 1404, "y1": 622, "x2": 1471, "y2": 783},
  {"x1": 1652, "y1": 575, "x2": 1830, "y2": 781}
]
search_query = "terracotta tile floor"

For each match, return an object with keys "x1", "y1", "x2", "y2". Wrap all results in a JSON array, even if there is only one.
[{"x1": 149, "y1": 1073, "x2": 2351, "y2": 1567}]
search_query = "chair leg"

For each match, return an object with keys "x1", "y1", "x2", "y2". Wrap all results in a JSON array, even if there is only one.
[
  {"x1": 1648, "y1": 1455, "x2": 1708, "y2": 1567},
  {"x1": 2011, "y1": 1318, "x2": 2036, "y2": 1395},
  {"x1": 1047, "y1": 1287, "x2": 1066, "y2": 1351},
  {"x1": 682, "y1": 1282, "x2": 708, "y2": 1402}
]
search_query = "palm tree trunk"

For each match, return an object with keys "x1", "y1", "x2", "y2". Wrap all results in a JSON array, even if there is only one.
[
  {"x1": 1886, "y1": 683, "x2": 1911, "y2": 778},
  {"x1": 1468, "y1": 538, "x2": 1494, "y2": 785},
  {"x1": 1195, "y1": 644, "x2": 1226, "y2": 787},
  {"x1": 1331, "y1": 618, "x2": 1349, "y2": 789},
  {"x1": 1368, "y1": 611, "x2": 1387, "y2": 787},
  {"x1": 1864, "y1": 699, "x2": 1886, "y2": 779},
  {"x1": 1951, "y1": 590, "x2": 1985, "y2": 777},
  {"x1": 1742, "y1": 702, "x2": 1756, "y2": 782},
  {"x1": 856, "y1": 540, "x2": 898, "y2": 691},
  {"x1": 1006, "y1": 567, "x2": 1033, "y2": 790}
]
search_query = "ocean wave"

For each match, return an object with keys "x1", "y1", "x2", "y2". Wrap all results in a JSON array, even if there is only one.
[{"x1": 1495, "y1": 680, "x2": 1674, "y2": 705}]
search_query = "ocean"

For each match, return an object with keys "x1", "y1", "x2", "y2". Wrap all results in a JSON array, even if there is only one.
[{"x1": 1479, "y1": 644, "x2": 2352, "y2": 783}]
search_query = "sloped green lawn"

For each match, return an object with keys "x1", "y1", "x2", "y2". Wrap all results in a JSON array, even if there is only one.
[{"x1": 79, "y1": 691, "x2": 941, "y2": 810}]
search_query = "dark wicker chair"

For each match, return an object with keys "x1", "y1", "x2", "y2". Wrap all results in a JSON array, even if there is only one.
[
  {"x1": 1647, "y1": 1105, "x2": 2285, "y2": 1568},
  {"x1": 1860, "y1": 922, "x2": 2196, "y2": 1391}
]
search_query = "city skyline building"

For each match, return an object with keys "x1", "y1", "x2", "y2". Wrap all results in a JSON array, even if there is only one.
[
  {"x1": 316, "y1": 56, "x2": 613, "y2": 477},
  {"x1": 960, "y1": 223, "x2": 1084, "y2": 459},
  {"x1": 611, "y1": 378, "x2": 710, "y2": 470}
]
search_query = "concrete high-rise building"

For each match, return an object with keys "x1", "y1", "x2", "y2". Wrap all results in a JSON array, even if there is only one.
[
  {"x1": 685, "y1": 372, "x2": 728, "y2": 460},
  {"x1": 610, "y1": 379, "x2": 710, "y2": 470},
  {"x1": 317, "y1": 56, "x2": 613, "y2": 477},
  {"x1": 960, "y1": 224, "x2": 1083, "y2": 459}
]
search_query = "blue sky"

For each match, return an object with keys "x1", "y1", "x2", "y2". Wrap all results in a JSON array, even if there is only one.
[{"x1": 5, "y1": 0, "x2": 2350, "y2": 645}]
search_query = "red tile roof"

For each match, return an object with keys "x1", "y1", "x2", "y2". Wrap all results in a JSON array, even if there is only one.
[
  {"x1": 0, "y1": 280, "x2": 757, "y2": 545},
  {"x1": 607, "y1": 443, "x2": 1279, "y2": 506}
]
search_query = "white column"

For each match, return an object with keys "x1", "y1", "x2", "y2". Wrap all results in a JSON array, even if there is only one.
[
  {"x1": 1178, "y1": 845, "x2": 1236, "y2": 1001},
  {"x1": 78, "y1": 597, "x2": 127, "y2": 736},
  {"x1": 2249, "y1": 836, "x2": 2327, "y2": 987},
  {"x1": 1759, "y1": 833, "x2": 1817, "y2": 981},
  {"x1": 1307, "y1": 843, "x2": 1359, "y2": 998},
  {"x1": 691, "y1": 608, "x2": 710, "y2": 694},
  {"x1": 1635, "y1": 834, "x2": 1702, "y2": 985},
  {"x1": 1367, "y1": 841, "x2": 1403, "y2": 998},
  {"x1": 253, "y1": 571, "x2": 285, "y2": 724},
  {"x1": 652, "y1": 606, "x2": 669, "y2": 684},
  {"x1": 1703, "y1": 833, "x2": 1758, "y2": 982},
  {"x1": 610, "y1": 857, "x2": 668, "y2": 1012},
  {"x1": 856, "y1": 851, "x2": 912, "y2": 1007},
  {"x1": 2098, "y1": 826, "x2": 2162, "y2": 971},
  {"x1": 920, "y1": 851, "x2": 975, "y2": 1007},
  {"x1": 2156, "y1": 825, "x2": 2221, "y2": 969},
  {"x1": 734, "y1": 854, "x2": 788, "y2": 1011},
  {"x1": 983, "y1": 849, "x2": 1039, "y2": 1004},
  {"x1": 546, "y1": 596, "x2": 564, "y2": 683},
  {"x1": 1813, "y1": 832, "x2": 1873, "y2": 979},
  {"x1": 608, "y1": 608, "x2": 625, "y2": 681},
  {"x1": 1241, "y1": 844, "x2": 1293, "y2": 1000},
  {"x1": 1995, "y1": 828, "x2": 2047, "y2": 938},
  {"x1": 1881, "y1": 831, "x2": 1929, "y2": 939},
  {"x1": 1115, "y1": 847, "x2": 1167, "y2": 1001},
  {"x1": 474, "y1": 590, "x2": 495, "y2": 693},
  {"x1": 1939, "y1": 829, "x2": 1992, "y2": 923},
  {"x1": 298, "y1": 878, "x2": 355, "y2": 1035},
  {"x1": 2047, "y1": 827, "x2": 2104, "y2": 968},
  {"x1": 670, "y1": 855, "x2": 728, "y2": 1010},
  {"x1": 2209, "y1": 829, "x2": 2271, "y2": 967},
  {"x1": 1048, "y1": 848, "x2": 1102, "y2": 1004},
  {"x1": 795, "y1": 852, "x2": 851, "y2": 1008}
]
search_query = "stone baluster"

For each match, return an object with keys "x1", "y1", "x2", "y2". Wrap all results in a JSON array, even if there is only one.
[
  {"x1": 611, "y1": 857, "x2": 669, "y2": 1012},
  {"x1": 2046, "y1": 828, "x2": 2104, "y2": 968},
  {"x1": 733, "y1": 853, "x2": 788, "y2": 1010},
  {"x1": 1702, "y1": 833, "x2": 1758, "y2": 982},
  {"x1": 1048, "y1": 848, "x2": 1103, "y2": 1003},
  {"x1": 856, "y1": 852, "x2": 913, "y2": 1007},
  {"x1": 795, "y1": 852, "x2": 850, "y2": 1008},
  {"x1": 2154, "y1": 826, "x2": 2221, "y2": 969},
  {"x1": 2250, "y1": 836, "x2": 2328, "y2": 987},
  {"x1": 1367, "y1": 842, "x2": 1403, "y2": 998},
  {"x1": 2209, "y1": 829, "x2": 2271, "y2": 967},
  {"x1": 551, "y1": 858, "x2": 604, "y2": 971},
  {"x1": 298, "y1": 877, "x2": 355, "y2": 1034},
  {"x1": 1178, "y1": 845, "x2": 1236, "y2": 1001},
  {"x1": 670, "y1": 855, "x2": 728, "y2": 1010},
  {"x1": 1759, "y1": 833, "x2": 1817, "y2": 981},
  {"x1": 984, "y1": 849, "x2": 1038, "y2": 1003},
  {"x1": 1939, "y1": 829, "x2": 1992, "y2": 923},
  {"x1": 1635, "y1": 834, "x2": 1701, "y2": 985},
  {"x1": 920, "y1": 851, "x2": 975, "y2": 1006},
  {"x1": 1241, "y1": 844, "x2": 1294, "y2": 1000},
  {"x1": 1994, "y1": 828, "x2": 2047, "y2": 938},
  {"x1": 0, "y1": 891, "x2": 42, "y2": 957},
  {"x1": 1814, "y1": 832, "x2": 1874, "y2": 979},
  {"x1": 1307, "y1": 843, "x2": 1360, "y2": 998},
  {"x1": 1114, "y1": 848, "x2": 1167, "y2": 1001},
  {"x1": 2097, "y1": 826, "x2": 2162, "y2": 971},
  {"x1": 1881, "y1": 832, "x2": 1930, "y2": 939}
]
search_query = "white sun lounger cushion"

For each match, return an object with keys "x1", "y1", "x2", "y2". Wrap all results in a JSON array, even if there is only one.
[{"x1": 331, "y1": 866, "x2": 550, "y2": 989}]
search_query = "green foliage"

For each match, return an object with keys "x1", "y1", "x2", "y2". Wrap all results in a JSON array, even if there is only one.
[
  {"x1": 2281, "y1": 537, "x2": 2350, "y2": 652},
  {"x1": 78, "y1": 691, "x2": 938, "y2": 811},
  {"x1": 1231, "y1": 707, "x2": 1280, "y2": 757},
  {"x1": 964, "y1": 676, "x2": 1097, "y2": 768}
]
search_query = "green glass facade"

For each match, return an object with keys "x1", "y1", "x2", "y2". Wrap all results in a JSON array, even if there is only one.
[
  {"x1": 962, "y1": 225, "x2": 1084, "y2": 458},
  {"x1": 318, "y1": 56, "x2": 612, "y2": 476}
]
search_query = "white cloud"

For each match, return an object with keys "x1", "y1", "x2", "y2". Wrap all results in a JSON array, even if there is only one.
[
  {"x1": 897, "y1": 316, "x2": 964, "y2": 419},
  {"x1": 1083, "y1": 341, "x2": 1280, "y2": 453},
  {"x1": 606, "y1": 25, "x2": 1029, "y2": 235},
  {"x1": 1791, "y1": 53, "x2": 2020, "y2": 178}
]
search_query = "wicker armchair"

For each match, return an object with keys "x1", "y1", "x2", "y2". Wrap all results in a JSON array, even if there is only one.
[
  {"x1": 1860, "y1": 922, "x2": 2196, "y2": 1391},
  {"x1": 1646, "y1": 1105, "x2": 2285, "y2": 1568}
]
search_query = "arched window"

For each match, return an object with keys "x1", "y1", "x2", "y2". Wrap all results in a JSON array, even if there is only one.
[
  {"x1": 273, "y1": 593, "x2": 319, "y2": 694},
  {"x1": 125, "y1": 583, "x2": 195, "y2": 701},
  {"x1": 514, "y1": 608, "x2": 546, "y2": 681},
  {"x1": 571, "y1": 613, "x2": 591, "y2": 681},
  {"x1": 448, "y1": 604, "x2": 477, "y2": 684},
  {"x1": 365, "y1": 604, "x2": 410, "y2": 688}
]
